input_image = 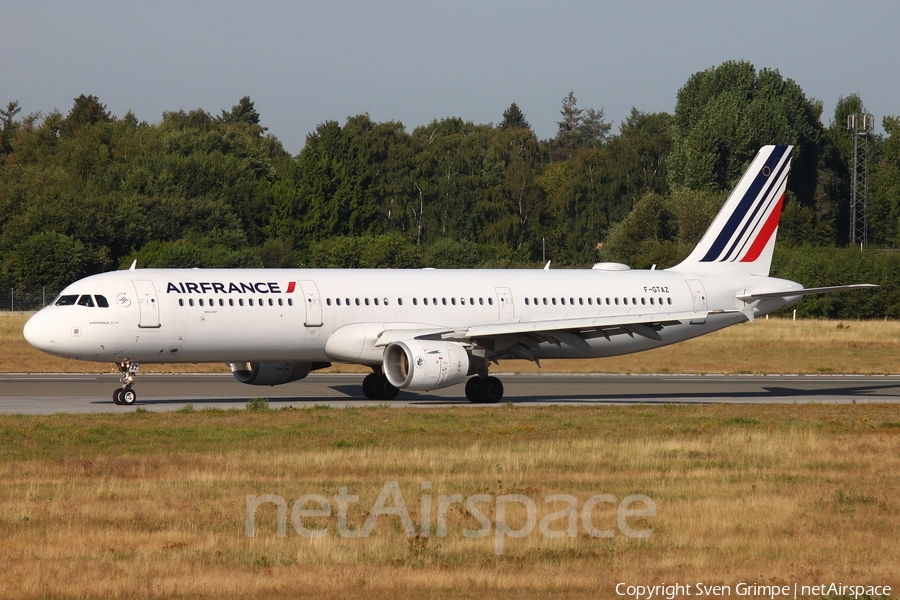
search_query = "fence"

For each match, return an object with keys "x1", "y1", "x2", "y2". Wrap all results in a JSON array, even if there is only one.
[{"x1": 1, "y1": 288, "x2": 62, "y2": 312}]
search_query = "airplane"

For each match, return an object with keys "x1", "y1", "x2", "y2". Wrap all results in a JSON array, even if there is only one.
[{"x1": 23, "y1": 145, "x2": 874, "y2": 405}]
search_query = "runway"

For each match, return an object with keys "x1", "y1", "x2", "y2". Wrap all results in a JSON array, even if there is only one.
[{"x1": 2, "y1": 373, "x2": 900, "y2": 413}]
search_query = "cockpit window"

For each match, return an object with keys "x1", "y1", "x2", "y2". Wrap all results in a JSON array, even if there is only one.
[
  {"x1": 55, "y1": 295, "x2": 79, "y2": 306},
  {"x1": 77, "y1": 295, "x2": 95, "y2": 307},
  {"x1": 95, "y1": 295, "x2": 109, "y2": 308}
]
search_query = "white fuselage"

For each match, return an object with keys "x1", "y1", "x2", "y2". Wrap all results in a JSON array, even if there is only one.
[{"x1": 23, "y1": 267, "x2": 801, "y2": 365}]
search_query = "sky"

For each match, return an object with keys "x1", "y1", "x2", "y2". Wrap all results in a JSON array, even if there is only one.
[{"x1": 3, "y1": 1, "x2": 898, "y2": 155}]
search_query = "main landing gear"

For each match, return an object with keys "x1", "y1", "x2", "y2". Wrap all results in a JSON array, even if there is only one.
[
  {"x1": 112, "y1": 360, "x2": 140, "y2": 406},
  {"x1": 362, "y1": 368, "x2": 400, "y2": 400},
  {"x1": 465, "y1": 375, "x2": 504, "y2": 404}
]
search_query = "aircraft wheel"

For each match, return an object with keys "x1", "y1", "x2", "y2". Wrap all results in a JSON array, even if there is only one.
[
  {"x1": 465, "y1": 377, "x2": 480, "y2": 403},
  {"x1": 113, "y1": 389, "x2": 124, "y2": 405},
  {"x1": 362, "y1": 373, "x2": 378, "y2": 399},
  {"x1": 376, "y1": 374, "x2": 399, "y2": 400},
  {"x1": 381, "y1": 380, "x2": 400, "y2": 400},
  {"x1": 477, "y1": 377, "x2": 504, "y2": 403},
  {"x1": 121, "y1": 387, "x2": 137, "y2": 405}
]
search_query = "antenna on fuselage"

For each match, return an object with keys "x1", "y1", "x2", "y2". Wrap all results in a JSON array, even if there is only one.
[
  {"x1": 129, "y1": 260, "x2": 137, "y2": 271},
  {"x1": 543, "y1": 261, "x2": 551, "y2": 270}
]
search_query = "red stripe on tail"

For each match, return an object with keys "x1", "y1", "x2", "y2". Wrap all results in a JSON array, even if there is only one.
[{"x1": 740, "y1": 193, "x2": 784, "y2": 263}]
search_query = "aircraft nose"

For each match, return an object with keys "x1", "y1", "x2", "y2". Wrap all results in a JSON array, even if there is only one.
[{"x1": 23, "y1": 311, "x2": 57, "y2": 352}]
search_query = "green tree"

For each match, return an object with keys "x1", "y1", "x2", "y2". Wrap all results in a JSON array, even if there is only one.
[
  {"x1": 0, "y1": 101, "x2": 21, "y2": 155},
  {"x1": 500, "y1": 103, "x2": 530, "y2": 130},
  {"x1": 667, "y1": 61, "x2": 824, "y2": 213}
]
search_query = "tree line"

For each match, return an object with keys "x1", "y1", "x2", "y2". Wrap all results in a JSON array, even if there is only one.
[{"x1": 1, "y1": 60, "x2": 898, "y2": 318}]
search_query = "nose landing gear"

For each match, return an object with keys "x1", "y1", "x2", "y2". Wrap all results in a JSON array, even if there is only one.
[{"x1": 112, "y1": 360, "x2": 140, "y2": 405}]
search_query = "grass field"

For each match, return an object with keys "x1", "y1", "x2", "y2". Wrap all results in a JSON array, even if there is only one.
[
  {"x1": 3, "y1": 312, "x2": 900, "y2": 374},
  {"x1": 1, "y1": 405, "x2": 898, "y2": 599}
]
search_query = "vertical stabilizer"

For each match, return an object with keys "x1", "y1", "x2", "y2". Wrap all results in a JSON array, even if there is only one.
[{"x1": 669, "y1": 145, "x2": 792, "y2": 276}]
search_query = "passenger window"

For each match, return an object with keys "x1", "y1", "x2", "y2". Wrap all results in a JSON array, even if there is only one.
[
  {"x1": 614, "y1": 298, "x2": 619, "y2": 305},
  {"x1": 552, "y1": 298, "x2": 557, "y2": 305},
  {"x1": 95, "y1": 295, "x2": 109, "y2": 308},
  {"x1": 199, "y1": 299, "x2": 205, "y2": 307},
  {"x1": 268, "y1": 298, "x2": 273, "y2": 307},
  {"x1": 623, "y1": 298, "x2": 628, "y2": 305},
  {"x1": 469, "y1": 298, "x2": 474, "y2": 305},
  {"x1": 641, "y1": 298, "x2": 646, "y2": 305},
  {"x1": 451, "y1": 298, "x2": 456, "y2": 306},
  {"x1": 365, "y1": 298, "x2": 370, "y2": 306},
  {"x1": 560, "y1": 298, "x2": 565, "y2": 305},
  {"x1": 488, "y1": 297, "x2": 494, "y2": 305},
  {"x1": 384, "y1": 298, "x2": 389, "y2": 306},
  {"x1": 229, "y1": 299, "x2": 235, "y2": 307},
  {"x1": 278, "y1": 298, "x2": 283, "y2": 307},
  {"x1": 189, "y1": 299, "x2": 195, "y2": 307},
  {"x1": 288, "y1": 299, "x2": 293, "y2": 306},
  {"x1": 542, "y1": 298, "x2": 548, "y2": 305},
  {"x1": 442, "y1": 298, "x2": 447, "y2": 306},
  {"x1": 423, "y1": 298, "x2": 428, "y2": 306},
  {"x1": 413, "y1": 298, "x2": 418, "y2": 306},
  {"x1": 525, "y1": 298, "x2": 530, "y2": 306},
  {"x1": 179, "y1": 299, "x2": 184, "y2": 307},
  {"x1": 77, "y1": 295, "x2": 95, "y2": 307},
  {"x1": 650, "y1": 298, "x2": 655, "y2": 305},
  {"x1": 249, "y1": 299, "x2": 254, "y2": 307},
  {"x1": 326, "y1": 298, "x2": 332, "y2": 306},
  {"x1": 397, "y1": 298, "x2": 402, "y2": 306},
  {"x1": 55, "y1": 295, "x2": 79, "y2": 306},
  {"x1": 433, "y1": 298, "x2": 437, "y2": 305},
  {"x1": 355, "y1": 298, "x2": 360, "y2": 306},
  {"x1": 219, "y1": 299, "x2": 224, "y2": 307}
]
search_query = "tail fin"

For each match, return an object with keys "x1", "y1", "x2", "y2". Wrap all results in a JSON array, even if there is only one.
[{"x1": 670, "y1": 145, "x2": 793, "y2": 276}]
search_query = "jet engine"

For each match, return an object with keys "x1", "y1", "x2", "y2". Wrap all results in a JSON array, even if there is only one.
[
  {"x1": 383, "y1": 340, "x2": 479, "y2": 391},
  {"x1": 229, "y1": 361, "x2": 326, "y2": 386}
]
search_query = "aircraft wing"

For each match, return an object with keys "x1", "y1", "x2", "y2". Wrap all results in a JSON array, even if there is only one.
[
  {"x1": 374, "y1": 310, "x2": 711, "y2": 364},
  {"x1": 736, "y1": 284, "x2": 877, "y2": 301}
]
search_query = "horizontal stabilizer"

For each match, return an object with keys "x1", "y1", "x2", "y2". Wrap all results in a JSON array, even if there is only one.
[{"x1": 737, "y1": 284, "x2": 878, "y2": 301}]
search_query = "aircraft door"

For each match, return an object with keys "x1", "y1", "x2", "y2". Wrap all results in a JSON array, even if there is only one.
[
  {"x1": 686, "y1": 279, "x2": 708, "y2": 312},
  {"x1": 133, "y1": 280, "x2": 161, "y2": 328},
  {"x1": 495, "y1": 287, "x2": 514, "y2": 321},
  {"x1": 297, "y1": 280, "x2": 323, "y2": 327}
]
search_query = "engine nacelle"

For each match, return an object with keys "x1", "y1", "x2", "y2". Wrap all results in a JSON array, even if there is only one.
[
  {"x1": 229, "y1": 361, "x2": 314, "y2": 386},
  {"x1": 383, "y1": 340, "x2": 474, "y2": 391}
]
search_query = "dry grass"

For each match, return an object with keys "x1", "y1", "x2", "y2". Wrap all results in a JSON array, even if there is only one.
[
  {"x1": 1, "y1": 405, "x2": 899, "y2": 598},
  {"x1": 4, "y1": 312, "x2": 900, "y2": 374}
]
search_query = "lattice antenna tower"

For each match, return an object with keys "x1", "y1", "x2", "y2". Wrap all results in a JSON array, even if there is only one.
[{"x1": 847, "y1": 113, "x2": 874, "y2": 248}]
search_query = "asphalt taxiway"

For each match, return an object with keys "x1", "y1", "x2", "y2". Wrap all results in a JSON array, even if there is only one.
[{"x1": 2, "y1": 373, "x2": 900, "y2": 413}]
